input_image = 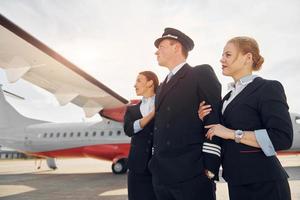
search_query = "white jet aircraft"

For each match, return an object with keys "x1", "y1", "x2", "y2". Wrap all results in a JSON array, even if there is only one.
[{"x1": 0, "y1": 13, "x2": 134, "y2": 174}]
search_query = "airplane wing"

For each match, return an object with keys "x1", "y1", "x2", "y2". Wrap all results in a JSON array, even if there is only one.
[{"x1": 0, "y1": 14, "x2": 129, "y2": 117}]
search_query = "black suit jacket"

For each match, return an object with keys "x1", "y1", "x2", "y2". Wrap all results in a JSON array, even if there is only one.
[
  {"x1": 221, "y1": 77, "x2": 293, "y2": 185},
  {"x1": 124, "y1": 102, "x2": 154, "y2": 173},
  {"x1": 149, "y1": 64, "x2": 222, "y2": 184}
]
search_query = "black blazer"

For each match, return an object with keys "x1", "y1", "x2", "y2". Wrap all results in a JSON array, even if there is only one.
[
  {"x1": 149, "y1": 64, "x2": 222, "y2": 184},
  {"x1": 124, "y1": 102, "x2": 154, "y2": 173},
  {"x1": 221, "y1": 77, "x2": 293, "y2": 185}
]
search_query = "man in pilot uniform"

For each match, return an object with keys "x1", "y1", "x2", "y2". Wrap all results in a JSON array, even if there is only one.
[{"x1": 148, "y1": 28, "x2": 222, "y2": 200}]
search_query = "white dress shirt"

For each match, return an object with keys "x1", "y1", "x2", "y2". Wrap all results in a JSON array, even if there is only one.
[{"x1": 133, "y1": 95, "x2": 155, "y2": 133}]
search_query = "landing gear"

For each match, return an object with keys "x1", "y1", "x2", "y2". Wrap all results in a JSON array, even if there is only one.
[
  {"x1": 35, "y1": 158, "x2": 42, "y2": 170},
  {"x1": 46, "y1": 158, "x2": 57, "y2": 170},
  {"x1": 111, "y1": 158, "x2": 127, "y2": 174}
]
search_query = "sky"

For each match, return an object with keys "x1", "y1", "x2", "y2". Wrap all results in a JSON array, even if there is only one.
[{"x1": 0, "y1": 0, "x2": 299, "y2": 122}]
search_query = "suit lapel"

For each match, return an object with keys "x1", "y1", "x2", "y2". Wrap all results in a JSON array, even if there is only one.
[
  {"x1": 222, "y1": 77, "x2": 265, "y2": 118},
  {"x1": 219, "y1": 91, "x2": 231, "y2": 124},
  {"x1": 156, "y1": 64, "x2": 190, "y2": 111},
  {"x1": 132, "y1": 101, "x2": 143, "y2": 119},
  {"x1": 221, "y1": 91, "x2": 232, "y2": 110}
]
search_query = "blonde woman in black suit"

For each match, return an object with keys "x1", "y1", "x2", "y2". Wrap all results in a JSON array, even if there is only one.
[
  {"x1": 198, "y1": 37, "x2": 293, "y2": 200},
  {"x1": 124, "y1": 71, "x2": 159, "y2": 200}
]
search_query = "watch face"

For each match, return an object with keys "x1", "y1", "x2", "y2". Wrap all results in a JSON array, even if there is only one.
[
  {"x1": 237, "y1": 131, "x2": 243, "y2": 137},
  {"x1": 235, "y1": 130, "x2": 244, "y2": 143}
]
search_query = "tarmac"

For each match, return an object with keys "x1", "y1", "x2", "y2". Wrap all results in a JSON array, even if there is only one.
[{"x1": 0, "y1": 155, "x2": 299, "y2": 200}]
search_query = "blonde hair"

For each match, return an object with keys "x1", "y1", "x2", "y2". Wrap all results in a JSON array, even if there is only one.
[{"x1": 228, "y1": 36, "x2": 264, "y2": 71}]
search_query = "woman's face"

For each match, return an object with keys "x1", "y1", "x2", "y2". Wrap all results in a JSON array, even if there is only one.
[
  {"x1": 220, "y1": 42, "x2": 248, "y2": 78},
  {"x1": 134, "y1": 74, "x2": 150, "y2": 96}
]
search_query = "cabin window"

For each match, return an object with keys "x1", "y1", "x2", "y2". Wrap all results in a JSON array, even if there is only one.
[
  {"x1": 63, "y1": 132, "x2": 67, "y2": 137},
  {"x1": 93, "y1": 131, "x2": 97, "y2": 137},
  {"x1": 101, "y1": 131, "x2": 104, "y2": 136},
  {"x1": 56, "y1": 133, "x2": 60, "y2": 138},
  {"x1": 296, "y1": 116, "x2": 300, "y2": 125},
  {"x1": 85, "y1": 132, "x2": 89, "y2": 137},
  {"x1": 117, "y1": 130, "x2": 121, "y2": 136},
  {"x1": 50, "y1": 133, "x2": 54, "y2": 138},
  {"x1": 70, "y1": 132, "x2": 74, "y2": 137},
  {"x1": 109, "y1": 131, "x2": 113, "y2": 136},
  {"x1": 77, "y1": 132, "x2": 81, "y2": 137},
  {"x1": 43, "y1": 133, "x2": 47, "y2": 138}
]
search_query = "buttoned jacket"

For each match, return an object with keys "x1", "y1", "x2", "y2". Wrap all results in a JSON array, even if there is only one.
[
  {"x1": 221, "y1": 77, "x2": 293, "y2": 185},
  {"x1": 124, "y1": 102, "x2": 154, "y2": 173},
  {"x1": 149, "y1": 64, "x2": 222, "y2": 184}
]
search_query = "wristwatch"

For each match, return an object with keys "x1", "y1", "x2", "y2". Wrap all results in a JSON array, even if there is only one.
[{"x1": 234, "y1": 130, "x2": 244, "y2": 143}]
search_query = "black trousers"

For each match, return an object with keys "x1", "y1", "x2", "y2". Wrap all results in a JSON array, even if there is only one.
[
  {"x1": 228, "y1": 178, "x2": 291, "y2": 200},
  {"x1": 128, "y1": 170, "x2": 157, "y2": 200},
  {"x1": 153, "y1": 175, "x2": 216, "y2": 200}
]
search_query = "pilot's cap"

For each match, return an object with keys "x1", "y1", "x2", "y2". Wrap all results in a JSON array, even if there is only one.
[{"x1": 154, "y1": 27, "x2": 194, "y2": 51}]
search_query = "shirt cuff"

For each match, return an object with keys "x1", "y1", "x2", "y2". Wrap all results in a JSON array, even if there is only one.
[
  {"x1": 254, "y1": 129, "x2": 276, "y2": 156},
  {"x1": 133, "y1": 119, "x2": 142, "y2": 133}
]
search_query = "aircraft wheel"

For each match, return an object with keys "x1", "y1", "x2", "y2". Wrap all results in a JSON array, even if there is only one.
[{"x1": 112, "y1": 158, "x2": 127, "y2": 174}]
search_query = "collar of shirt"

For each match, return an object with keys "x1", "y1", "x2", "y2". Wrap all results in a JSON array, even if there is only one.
[
  {"x1": 227, "y1": 74, "x2": 259, "y2": 91},
  {"x1": 222, "y1": 74, "x2": 258, "y2": 114},
  {"x1": 170, "y1": 61, "x2": 186, "y2": 76},
  {"x1": 141, "y1": 95, "x2": 155, "y2": 104}
]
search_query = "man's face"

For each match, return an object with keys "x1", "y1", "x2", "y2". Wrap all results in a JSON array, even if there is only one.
[{"x1": 155, "y1": 39, "x2": 176, "y2": 67}]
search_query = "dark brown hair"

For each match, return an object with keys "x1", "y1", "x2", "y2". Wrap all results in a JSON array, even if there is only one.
[
  {"x1": 139, "y1": 71, "x2": 159, "y2": 93},
  {"x1": 228, "y1": 36, "x2": 264, "y2": 71}
]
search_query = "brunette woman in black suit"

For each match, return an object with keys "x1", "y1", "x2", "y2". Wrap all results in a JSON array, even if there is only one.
[
  {"x1": 124, "y1": 71, "x2": 159, "y2": 200},
  {"x1": 198, "y1": 37, "x2": 293, "y2": 200}
]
